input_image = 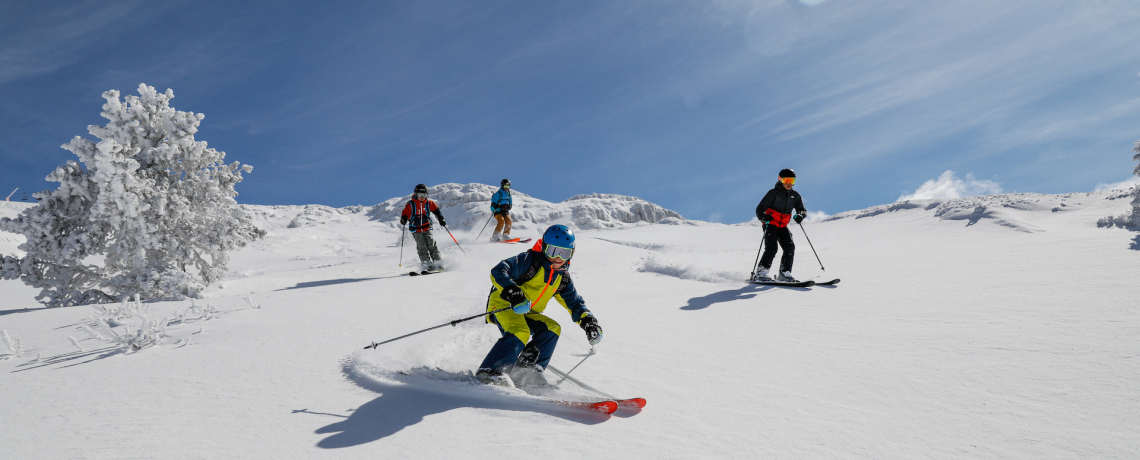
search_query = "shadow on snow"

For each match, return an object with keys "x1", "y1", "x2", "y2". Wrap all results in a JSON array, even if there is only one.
[
  {"x1": 312, "y1": 366, "x2": 611, "y2": 448},
  {"x1": 276, "y1": 276, "x2": 397, "y2": 291},
  {"x1": 680, "y1": 283, "x2": 813, "y2": 310}
]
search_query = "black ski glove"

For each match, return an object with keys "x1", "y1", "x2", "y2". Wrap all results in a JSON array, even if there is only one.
[
  {"x1": 793, "y1": 214, "x2": 805, "y2": 224},
  {"x1": 579, "y1": 315, "x2": 603, "y2": 345},
  {"x1": 502, "y1": 204, "x2": 512, "y2": 212},
  {"x1": 499, "y1": 285, "x2": 527, "y2": 307},
  {"x1": 400, "y1": 216, "x2": 408, "y2": 225},
  {"x1": 438, "y1": 217, "x2": 447, "y2": 227},
  {"x1": 759, "y1": 214, "x2": 772, "y2": 224}
]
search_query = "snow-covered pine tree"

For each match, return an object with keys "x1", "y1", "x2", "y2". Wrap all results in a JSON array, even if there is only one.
[
  {"x1": 1130, "y1": 140, "x2": 1140, "y2": 227},
  {"x1": 0, "y1": 84, "x2": 265, "y2": 307},
  {"x1": 1098, "y1": 139, "x2": 1140, "y2": 229}
]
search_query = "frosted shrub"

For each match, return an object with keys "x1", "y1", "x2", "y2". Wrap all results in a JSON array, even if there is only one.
[
  {"x1": 0, "y1": 84, "x2": 265, "y2": 307},
  {"x1": 2, "y1": 330, "x2": 23, "y2": 357},
  {"x1": 1098, "y1": 140, "x2": 1140, "y2": 228}
]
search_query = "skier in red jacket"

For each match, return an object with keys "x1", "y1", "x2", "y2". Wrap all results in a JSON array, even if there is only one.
[
  {"x1": 753, "y1": 169, "x2": 808, "y2": 282},
  {"x1": 400, "y1": 184, "x2": 447, "y2": 271}
]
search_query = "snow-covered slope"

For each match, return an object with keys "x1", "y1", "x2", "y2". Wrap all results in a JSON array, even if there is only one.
[{"x1": 1, "y1": 190, "x2": 1137, "y2": 459}]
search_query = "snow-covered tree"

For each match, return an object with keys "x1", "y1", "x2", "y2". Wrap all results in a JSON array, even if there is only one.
[
  {"x1": 1131, "y1": 141, "x2": 1140, "y2": 226},
  {"x1": 1098, "y1": 140, "x2": 1140, "y2": 229},
  {"x1": 0, "y1": 84, "x2": 265, "y2": 307}
]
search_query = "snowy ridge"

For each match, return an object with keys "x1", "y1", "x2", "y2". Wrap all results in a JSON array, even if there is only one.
[
  {"x1": 238, "y1": 183, "x2": 683, "y2": 234},
  {"x1": 821, "y1": 191, "x2": 1123, "y2": 233},
  {"x1": 367, "y1": 183, "x2": 683, "y2": 231}
]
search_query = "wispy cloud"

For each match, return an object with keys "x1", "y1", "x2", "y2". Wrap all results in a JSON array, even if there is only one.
[
  {"x1": 1094, "y1": 176, "x2": 1140, "y2": 192},
  {"x1": 0, "y1": 1, "x2": 147, "y2": 85},
  {"x1": 898, "y1": 170, "x2": 1001, "y2": 201}
]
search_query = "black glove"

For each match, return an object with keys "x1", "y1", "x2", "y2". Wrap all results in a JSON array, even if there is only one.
[
  {"x1": 499, "y1": 285, "x2": 527, "y2": 307},
  {"x1": 438, "y1": 217, "x2": 447, "y2": 227},
  {"x1": 793, "y1": 214, "x2": 805, "y2": 224},
  {"x1": 759, "y1": 214, "x2": 772, "y2": 224},
  {"x1": 399, "y1": 216, "x2": 408, "y2": 225},
  {"x1": 579, "y1": 315, "x2": 603, "y2": 345},
  {"x1": 502, "y1": 204, "x2": 512, "y2": 212}
]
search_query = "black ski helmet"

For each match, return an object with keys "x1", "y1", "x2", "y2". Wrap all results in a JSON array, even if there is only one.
[
  {"x1": 501, "y1": 179, "x2": 511, "y2": 188},
  {"x1": 414, "y1": 184, "x2": 428, "y2": 195},
  {"x1": 778, "y1": 169, "x2": 796, "y2": 179}
]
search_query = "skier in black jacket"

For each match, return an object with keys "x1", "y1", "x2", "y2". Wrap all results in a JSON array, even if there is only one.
[{"x1": 753, "y1": 169, "x2": 808, "y2": 282}]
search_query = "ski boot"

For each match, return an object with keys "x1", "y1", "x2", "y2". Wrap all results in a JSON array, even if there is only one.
[
  {"x1": 777, "y1": 271, "x2": 799, "y2": 283},
  {"x1": 752, "y1": 266, "x2": 773, "y2": 282},
  {"x1": 475, "y1": 368, "x2": 514, "y2": 388},
  {"x1": 509, "y1": 344, "x2": 552, "y2": 389}
]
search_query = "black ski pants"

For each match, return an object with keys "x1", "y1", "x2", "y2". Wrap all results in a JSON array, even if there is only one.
[{"x1": 759, "y1": 225, "x2": 795, "y2": 273}]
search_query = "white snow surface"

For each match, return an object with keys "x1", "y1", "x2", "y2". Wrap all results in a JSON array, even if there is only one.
[{"x1": 1, "y1": 190, "x2": 1138, "y2": 459}]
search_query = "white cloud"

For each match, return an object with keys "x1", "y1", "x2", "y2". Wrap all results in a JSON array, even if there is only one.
[
  {"x1": 897, "y1": 170, "x2": 1002, "y2": 201},
  {"x1": 1094, "y1": 175, "x2": 1140, "y2": 192},
  {"x1": 805, "y1": 210, "x2": 830, "y2": 222}
]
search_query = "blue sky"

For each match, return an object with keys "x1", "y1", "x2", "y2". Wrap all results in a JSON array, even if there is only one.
[{"x1": 2, "y1": 0, "x2": 1138, "y2": 223}]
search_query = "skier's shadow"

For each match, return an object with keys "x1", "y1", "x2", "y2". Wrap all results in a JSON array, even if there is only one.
[
  {"x1": 277, "y1": 276, "x2": 397, "y2": 291},
  {"x1": 313, "y1": 373, "x2": 609, "y2": 448},
  {"x1": 681, "y1": 284, "x2": 785, "y2": 310}
]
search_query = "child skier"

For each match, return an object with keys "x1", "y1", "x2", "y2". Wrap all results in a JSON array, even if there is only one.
[
  {"x1": 475, "y1": 224, "x2": 603, "y2": 387},
  {"x1": 753, "y1": 169, "x2": 809, "y2": 283},
  {"x1": 399, "y1": 184, "x2": 447, "y2": 272},
  {"x1": 490, "y1": 179, "x2": 513, "y2": 242}
]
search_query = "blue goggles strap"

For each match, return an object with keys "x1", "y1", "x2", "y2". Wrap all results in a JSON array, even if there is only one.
[{"x1": 543, "y1": 244, "x2": 573, "y2": 260}]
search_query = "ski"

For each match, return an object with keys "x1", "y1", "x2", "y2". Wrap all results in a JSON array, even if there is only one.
[
  {"x1": 613, "y1": 397, "x2": 647, "y2": 408},
  {"x1": 514, "y1": 238, "x2": 533, "y2": 244},
  {"x1": 409, "y1": 270, "x2": 443, "y2": 276},
  {"x1": 815, "y1": 278, "x2": 840, "y2": 286},
  {"x1": 545, "y1": 398, "x2": 618, "y2": 414},
  {"x1": 496, "y1": 238, "x2": 521, "y2": 244},
  {"x1": 750, "y1": 280, "x2": 815, "y2": 288},
  {"x1": 545, "y1": 365, "x2": 647, "y2": 410}
]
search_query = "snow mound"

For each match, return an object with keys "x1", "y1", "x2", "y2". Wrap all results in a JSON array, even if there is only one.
[{"x1": 367, "y1": 183, "x2": 683, "y2": 231}]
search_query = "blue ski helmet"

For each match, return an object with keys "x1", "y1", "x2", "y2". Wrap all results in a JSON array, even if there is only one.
[{"x1": 541, "y1": 225, "x2": 575, "y2": 260}]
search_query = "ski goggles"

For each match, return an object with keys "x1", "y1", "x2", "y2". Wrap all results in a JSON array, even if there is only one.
[
  {"x1": 543, "y1": 244, "x2": 574, "y2": 261},
  {"x1": 502, "y1": 185, "x2": 510, "y2": 189},
  {"x1": 779, "y1": 177, "x2": 796, "y2": 185},
  {"x1": 415, "y1": 192, "x2": 428, "y2": 199}
]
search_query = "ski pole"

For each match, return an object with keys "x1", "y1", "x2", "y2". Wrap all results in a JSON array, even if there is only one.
[
  {"x1": 750, "y1": 225, "x2": 769, "y2": 279},
  {"x1": 547, "y1": 363, "x2": 615, "y2": 399},
  {"x1": 797, "y1": 221, "x2": 824, "y2": 271},
  {"x1": 552, "y1": 346, "x2": 595, "y2": 387},
  {"x1": 441, "y1": 225, "x2": 468, "y2": 258},
  {"x1": 474, "y1": 214, "x2": 494, "y2": 241},
  {"x1": 365, "y1": 306, "x2": 512, "y2": 349},
  {"x1": 398, "y1": 225, "x2": 406, "y2": 267}
]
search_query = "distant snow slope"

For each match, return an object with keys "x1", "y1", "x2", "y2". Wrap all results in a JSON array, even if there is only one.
[
  {"x1": 250, "y1": 183, "x2": 683, "y2": 235},
  {"x1": 370, "y1": 183, "x2": 682, "y2": 231},
  {"x1": 1, "y1": 190, "x2": 1136, "y2": 459},
  {"x1": 818, "y1": 191, "x2": 1137, "y2": 234}
]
